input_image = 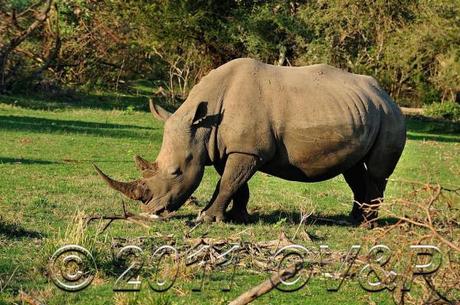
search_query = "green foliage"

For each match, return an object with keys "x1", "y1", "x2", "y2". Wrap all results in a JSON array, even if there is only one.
[
  {"x1": 295, "y1": 0, "x2": 460, "y2": 107},
  {"x1": 0, "y1": 0, "x2": 459, "y2": 107},
  {"x1": 2, "y1": 0, "x2": 33, "y2": 10},
  {"x1": 123, "y1": 105, "x2": 135, "y2": 115},
  {"x1": 424, "y1": 101, "x2": 460, "y2": 121}
]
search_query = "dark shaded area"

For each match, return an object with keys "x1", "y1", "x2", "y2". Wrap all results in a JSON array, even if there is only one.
[
  {"x1": 0, "y1": 90, "x2": 178, "y2": 112},
  {"x1": 405, "y1": 117, "x2": 460, "y2": 143},
  {"x1": 0, "y1": 157, "x2": 58, "y2": 164},
  {"x1": 253, "y1": 210, "x2": 399, "y2": 227},
  {"x1": 0, "y1": 157, "x2": 134, "y2": 165},
  {"x1": 2, "y1": 93, "x2": 458, "y2": 142},
  {"x1": 0, "y1": 220, "x2": 44, "y2": 240},
  {"x1": 0, "y1": 115, "x2": 156, "y2": 139},
  {"x1": 173, "y1": 213, "x2": 200, "y2": 223},
  {"x1": 60, "y1": 159, "x2": 134, "y2": 164},
  {"x1": 406, "y1": 133, "x2": 460, "y2": 143}
]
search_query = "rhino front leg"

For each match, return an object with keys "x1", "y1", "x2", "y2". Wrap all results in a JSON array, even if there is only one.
[
  {"x1": 198, "y1": 154, "x2": 259, "y2": 223},
  {"x1": 201, "y1": 181, "x2": 250, "y2": 223},
  {"x1": 226, "y1": 183, "x2": 250, "y2": 224}
]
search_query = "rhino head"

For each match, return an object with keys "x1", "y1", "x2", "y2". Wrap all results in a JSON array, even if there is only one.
[{"x1": 95, "y1": 99, "x2": 215, "y2": 215}]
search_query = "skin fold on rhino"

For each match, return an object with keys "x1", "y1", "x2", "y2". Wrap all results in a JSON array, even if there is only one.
[{"x1": 95, "y1": 58, "x2": 406, "y2": 225}]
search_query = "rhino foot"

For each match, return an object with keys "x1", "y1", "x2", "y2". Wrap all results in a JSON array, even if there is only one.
[
  {"x1": 196, "y1": 210, "x2": 225, "y2": 223},
  {"x1": 225, "y1": 209, "x2": 250, "y2": 224},
  {"x1": 349, "y1": 210, "x2": 363, "y2": 226},
  {"x1": 349, "y1": 210, "x2": 377, "y2": 229}
]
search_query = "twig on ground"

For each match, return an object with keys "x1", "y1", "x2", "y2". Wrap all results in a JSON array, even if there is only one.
[
  {"x1": 85, "y1": 199, "x2": 166, "y2": 231},
  {"x1": 369, "y1": 180, "x2": 459, "y2": 304},
  {"x1": 292, "y1": 208, "x2": 314, "y2": 240},
  {"x1": 309, "y1": 215, "x2": 352, "y2": 226},
  {"x1": 185, "y1": 221, "x2": 202, "y2": 238},
  {"x1": 0, "y1": 266, "x2": 18, "y2": 293},
  {"x1": 386, "y1": 184, "x2": 460, "y2": 252},
  {"x1": 228, "y1": 263, "x2": 302, "y2": 305}
]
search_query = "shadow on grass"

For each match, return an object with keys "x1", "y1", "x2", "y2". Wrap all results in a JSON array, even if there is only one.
[
  {"x1": 2, "y1": 93, "x2": 459, "y2": 142},
  {"x1": 253, "y1": 211, "x2": 399, "y2": 227},
  {"x1": 0, "y1": 157, "x2": 59, "y2": 165},
  {"x1": 0, "y1": 157, "x2": 134, "y2": 165},
  {"x1": 406, "y1": 133, "x2": 460, "y2": 143},
  {"x1": 406, "y1": 117, "x2": 460, "y2": 143},
  {"x1": 0, "y1": 220, "x2": 44, "y2": 240},
  {"x1": 0, "y1": 115, "x2": 156, "y2": 138},
  {"x1": 0, "y1": 90, "x2": 178, "y2": 113},
  {"x1": 151, "y1": 210, "x2": 400, "y2": 228}
]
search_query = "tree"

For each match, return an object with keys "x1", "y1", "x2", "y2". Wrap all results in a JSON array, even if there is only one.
[{"x1": 0, "y1": 0, "x2": 53, "y2": 92}]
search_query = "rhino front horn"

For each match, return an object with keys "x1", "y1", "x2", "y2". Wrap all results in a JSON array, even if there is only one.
[{"x1": 93, "y1": 164, "x2": 142, "y2": 200}]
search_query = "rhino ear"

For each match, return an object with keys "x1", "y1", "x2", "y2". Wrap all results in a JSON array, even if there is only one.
[
  {"x1": 191, "y1": 101, "x2": 208, "y2": 126},
  {"x1": 149, "y1": 99, "x2": 172, "y2": 122}
]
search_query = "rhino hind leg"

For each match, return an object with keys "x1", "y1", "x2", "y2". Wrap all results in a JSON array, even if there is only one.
[
  {"x1": 226, "y1": 183, "x2": 250, "y2": 224},
  {"x1": 345, "y1": 107, "x2": 405, "y2": 226},
  {"x1": 198, "y1": 154, "x2": 259, "y2": 223},
  {"x1": 343, "y1": 163, "x2": 388, "y2": 226}
]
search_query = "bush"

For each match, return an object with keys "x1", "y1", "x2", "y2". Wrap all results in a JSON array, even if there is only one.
[{"x1": 424, "y1": 101, "x2": 460, "y2": 121}]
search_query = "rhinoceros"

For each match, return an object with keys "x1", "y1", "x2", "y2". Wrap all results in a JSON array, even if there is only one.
[{"x1": 95, "y1": 58, "x2": 406, "y2": 225}]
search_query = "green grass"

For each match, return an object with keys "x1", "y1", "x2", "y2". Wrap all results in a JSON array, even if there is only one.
[{"x1": 0, "y1": 93, "x2": 459, "y2": 305}]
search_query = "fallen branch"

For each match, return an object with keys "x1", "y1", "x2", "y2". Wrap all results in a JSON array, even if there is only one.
[
  {"x1": 367, "y1": 180, "x2": 460, "y2": 304},
  {"x1": 396, "y1": 215, "x2": 460, "y2": 253},
  {"x1": 388, "y1": 184, "x2": 460, "y2": 253},
  {"x1": 228, "y1": 263, "x2": 302, "y2": 305},
  {"x1": 292, "y1": 208, "x2": 314, "y2": 240},
  {"x1": 309, "y1": 215, "x2": 352, "y2": 226},
  {"x1": 0, "y1": 266, "x2": 18, "y2": 293},
  {"x1": 85, "y1": 200, "x2": 165, "y2": 231}
]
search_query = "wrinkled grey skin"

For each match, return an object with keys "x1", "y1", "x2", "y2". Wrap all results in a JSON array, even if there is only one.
[{"x1": 96, "y1": 58, "x2": 406, "y2": 225}]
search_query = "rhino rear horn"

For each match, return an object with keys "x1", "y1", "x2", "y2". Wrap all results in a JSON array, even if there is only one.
[
  {"x1": 93, "y1": 164, "x2": 143, "y2": 200},
  {"x1": 134, "y1": 156, "x2": 158, "y2": 178},
  {"x1": 134, "y1": 155, "x2": 153, "y2": 171},
  {"x1": 149, "y1": 99, "x2": 172, "y2": 122}
]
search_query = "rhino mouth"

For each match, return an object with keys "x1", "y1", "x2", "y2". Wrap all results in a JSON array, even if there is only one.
[
  {"x1": 150, "y1": 204, "x2": 167, "y2": 215},
  {"x1": 157, "y1": 198, "x2": 193, "y2": 216},
  {"x1": 147, "y1": 198, "x2": 182, "y2": 216}
]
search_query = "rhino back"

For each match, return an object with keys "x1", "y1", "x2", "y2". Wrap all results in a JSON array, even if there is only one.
[
  {"x1": 218, "y1": 59, "x2": 399, "y2": 181},
  {"x1": 177, "y1": 58, "x2": 403, "y2": 181}
]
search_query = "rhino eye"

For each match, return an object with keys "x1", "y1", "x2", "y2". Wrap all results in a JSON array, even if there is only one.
[
  {"x1": 168, "y1": 167, "x2": 182, "y2": 177},
  {"x1": 185, "y1": 153, "x2": 193, "y2": 163}
]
